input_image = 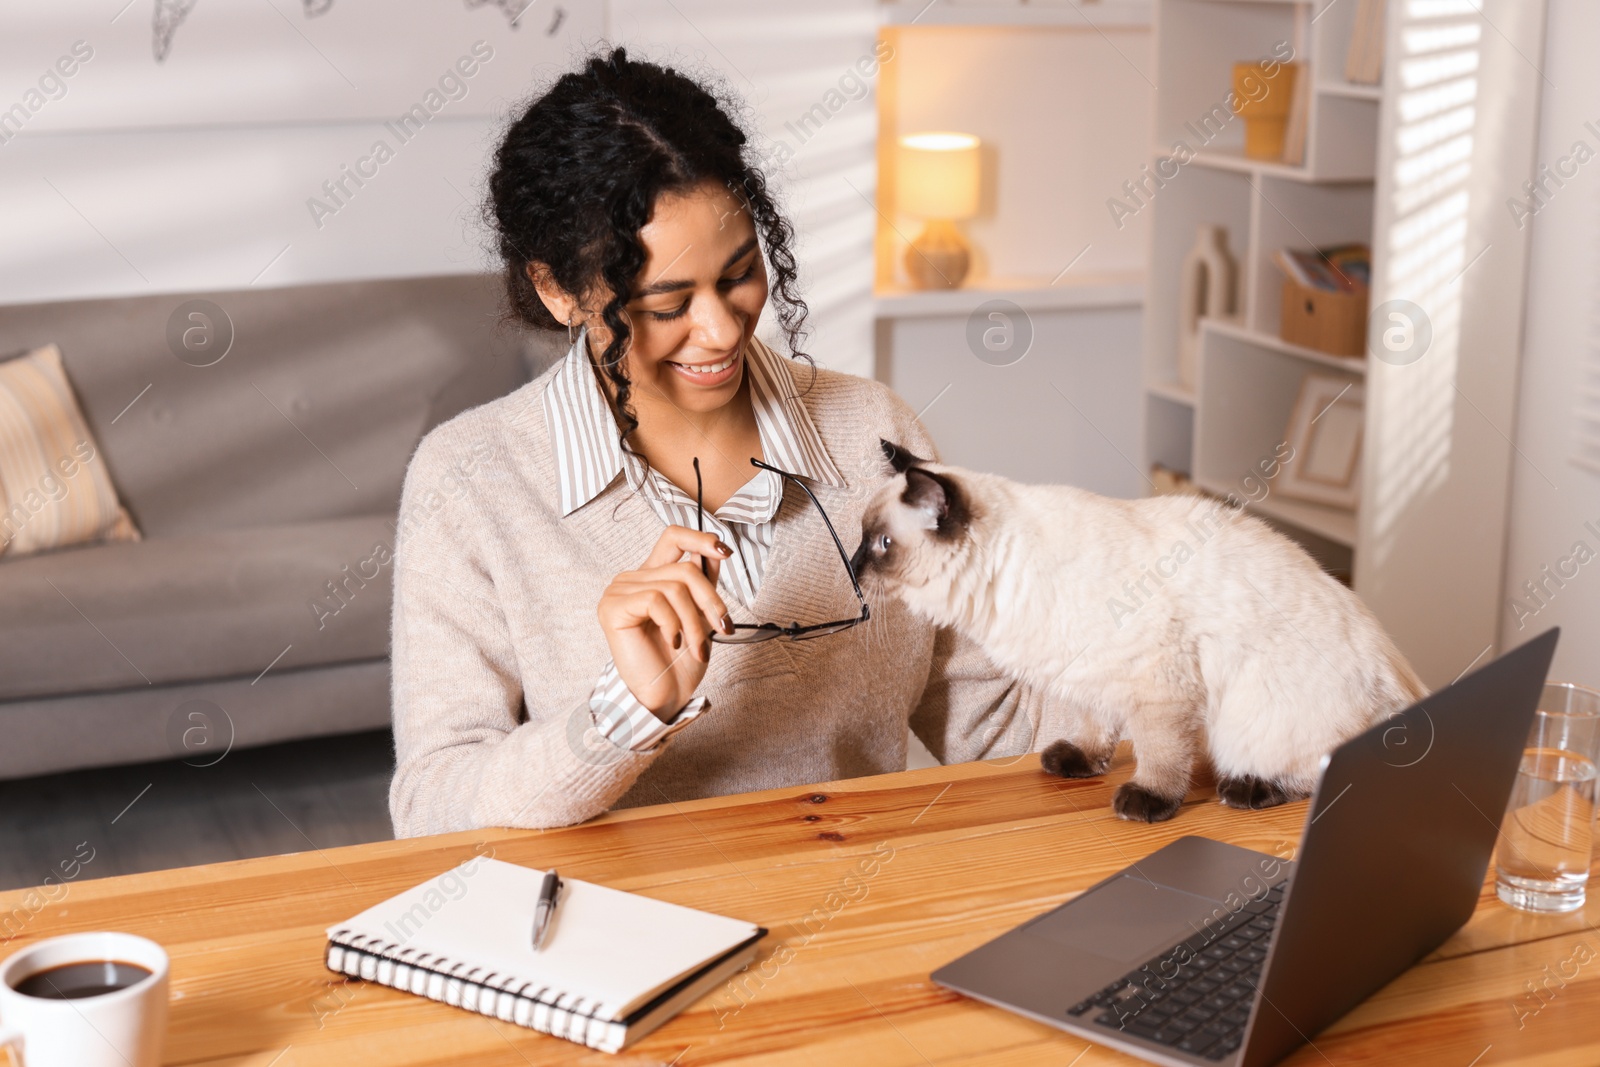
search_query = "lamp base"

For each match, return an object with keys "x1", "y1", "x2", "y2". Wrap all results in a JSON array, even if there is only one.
[{"x1": 904, "y1": 219, "x2": 971, "y2": 290}]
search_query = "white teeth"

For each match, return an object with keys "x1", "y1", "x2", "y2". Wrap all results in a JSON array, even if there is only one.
[{"x1": 675, "y1": 352, "x2": 737, "y2": 375}]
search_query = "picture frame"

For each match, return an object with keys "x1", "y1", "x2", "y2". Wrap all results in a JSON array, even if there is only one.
[{"x1": 1278, "y1": 373, "x2": 1364, "y2": 510}]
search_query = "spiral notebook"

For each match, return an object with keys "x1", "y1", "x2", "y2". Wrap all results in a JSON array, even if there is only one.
[{"x1": 325, "y1": 858, "x2": 765, "y2": 1053}]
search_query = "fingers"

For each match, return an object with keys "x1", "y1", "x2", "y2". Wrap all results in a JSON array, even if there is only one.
[
  {"x1": 646, "y1": 580, "x2": 713, "y2": 660},
  {"x1": 602, "y1": 588, "x2": 687, "y2": 656},
  {"x1": 663, "y1": 560, "x2": 733, "y2": 637},
  {"x1": 605, "y1": 581, "x2": 717, "y2": 661},
  {"x1": 623, "y1": 534, "x2": 734, "y2": 638},
  {"x1": 643, "y1": 525, "x2": 732, "y2": 571}
]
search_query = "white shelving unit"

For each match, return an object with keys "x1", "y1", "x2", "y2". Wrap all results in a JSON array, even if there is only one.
[
  {"x1": 1142, "y1": 0, "x2": 1381, "y2": 567},
  {"x1": 1141, "y1": 0, "x2": 1552, "y2": 686}
]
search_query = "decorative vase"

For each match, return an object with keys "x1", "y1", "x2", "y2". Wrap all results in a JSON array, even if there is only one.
[
  {"x1": 1233, "y1": 61, "x2": 1301, "y2": 160},
  {"x1": 1176, "y1": 224, "x2": 1236, "y2": 388}
]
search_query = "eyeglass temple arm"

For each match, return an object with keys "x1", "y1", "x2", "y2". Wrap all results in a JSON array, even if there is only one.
[
  {"x1": 693, "y1": 457, "x2": 708, "y2": 579},
  {"x1": 748, "y1": 457, "x2": 867, "y2": 605}
]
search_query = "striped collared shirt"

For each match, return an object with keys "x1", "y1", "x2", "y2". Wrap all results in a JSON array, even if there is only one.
[{"x1": 542, "y1": 325, "x2": 845, "y2": 751}]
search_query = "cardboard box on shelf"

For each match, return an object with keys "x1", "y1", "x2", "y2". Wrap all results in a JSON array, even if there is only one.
[{"x1": 1280, "y1": 277, "x2": 1368, "y2": 357}]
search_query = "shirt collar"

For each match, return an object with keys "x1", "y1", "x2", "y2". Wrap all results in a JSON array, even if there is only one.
[{"x1": 541, "y1": 325, "x2": 844, "y2": 517}]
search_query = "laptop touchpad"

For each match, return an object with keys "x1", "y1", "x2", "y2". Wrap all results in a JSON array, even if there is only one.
[{"x1": 1024, "y1": 875, "x2": 1225, "y2": 963}]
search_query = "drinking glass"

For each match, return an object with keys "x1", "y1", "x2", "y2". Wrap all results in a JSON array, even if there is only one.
[{"x1": 1494, "y1": 682, "x2": 1600, "y2": 913}]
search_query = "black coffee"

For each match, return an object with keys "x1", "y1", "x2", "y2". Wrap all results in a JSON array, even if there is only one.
[{"x1": 11, "y1": 961, "x2": 152, "y2": 1000}]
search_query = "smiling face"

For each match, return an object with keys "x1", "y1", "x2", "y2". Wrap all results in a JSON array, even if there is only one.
[{"x1": 570, "y1": 179, "x2": 770, "y2": 418}]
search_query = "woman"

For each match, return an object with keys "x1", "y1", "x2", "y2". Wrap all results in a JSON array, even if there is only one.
[{"x1": 388, "y1": 47, "x2": 1069, "y2": 836}]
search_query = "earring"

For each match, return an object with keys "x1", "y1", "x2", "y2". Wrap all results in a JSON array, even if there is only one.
[{"x1": 567, "y1": 314, "x2": 577, "y2": 346}]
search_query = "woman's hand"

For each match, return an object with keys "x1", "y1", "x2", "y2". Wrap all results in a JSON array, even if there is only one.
[{"x1": 597, "y1": 526, "x2": 735, "y2": 721}]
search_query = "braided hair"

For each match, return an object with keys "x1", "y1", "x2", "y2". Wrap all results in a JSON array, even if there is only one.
[{"x1": 486, "y1": 46, "x2": 811, "y2": 443}]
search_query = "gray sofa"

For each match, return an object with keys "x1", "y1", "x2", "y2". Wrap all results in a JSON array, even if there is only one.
[{"x1": 0, "y1": 274, "x2": 562, "y2": 780}]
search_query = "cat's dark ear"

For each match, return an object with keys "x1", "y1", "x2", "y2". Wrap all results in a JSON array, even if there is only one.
[
  {"x1": 879, "y1": 438, "x2": 931, "y2": 475},
  {"x1": 902, "y1": 466, "x2": 969, "y2": 538}
]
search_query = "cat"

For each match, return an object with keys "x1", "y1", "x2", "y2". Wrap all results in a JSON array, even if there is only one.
[{"x1": 852, "y1": 440, "x2": 1427, "y2": 823}]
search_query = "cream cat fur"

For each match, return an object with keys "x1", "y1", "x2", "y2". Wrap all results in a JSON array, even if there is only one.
[{"x1": 852, "y1": 440, "x2": 1426, "y2": 823}]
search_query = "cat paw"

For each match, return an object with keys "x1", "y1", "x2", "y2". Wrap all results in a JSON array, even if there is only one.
[
  {"x1": 1217, "y1": 776, "x2": 1298, "y2": 810},
  {"x1": 1040, "y1": 740, "x2": 1108, "y2": 779},
  {"x1": 1112, "y1": 783, "x2": 1184, "y2": 823}
]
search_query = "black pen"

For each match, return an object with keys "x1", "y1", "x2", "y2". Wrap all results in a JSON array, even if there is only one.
[{"x1": 532, "y1": 869, "x2": 562, "y2": 951}]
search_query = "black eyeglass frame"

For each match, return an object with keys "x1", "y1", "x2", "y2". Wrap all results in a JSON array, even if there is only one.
[{"x1": 693, "y1": 456, "x2": 870, "y2": 643}]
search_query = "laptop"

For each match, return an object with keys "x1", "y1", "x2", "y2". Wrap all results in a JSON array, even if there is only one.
[{"x1": 932, "y1": 627, "x2": 1559, "y2": 1067}]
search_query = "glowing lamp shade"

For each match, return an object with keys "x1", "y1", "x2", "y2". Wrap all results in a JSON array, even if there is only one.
[
  {"x1": 896, "y1": 132, "x2": 981, "y2": 220},
  {"x1": 896, "y1": 131, "x2": 981, "y2": 289}
]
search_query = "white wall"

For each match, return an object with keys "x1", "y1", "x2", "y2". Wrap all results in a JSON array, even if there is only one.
[
  {"x1": 0, "y1": 0, "x2": 600, "y2": 302},
  {"x1": 871, "y1": 20, "x2": 1152, "y2": 496},
  {"x1": 0, "y1": 0, "x2": 881, "y2": 377},
  {"x1": 1501, "y1": 0, "x2": 1600, "y2": 686},
  {"x1": 880, "y1": 24, "x2": 1153, "y2": 286},
  {"x1": 880, "y1": 304, "x2": 1146, "y2": 496}
]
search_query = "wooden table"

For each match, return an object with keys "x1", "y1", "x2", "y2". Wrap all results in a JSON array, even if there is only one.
[{"x1": 2, "y1": 750, "x2": 1596, "y2": 1066}]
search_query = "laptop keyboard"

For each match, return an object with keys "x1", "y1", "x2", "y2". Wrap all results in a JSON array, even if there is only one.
[{"x1": 1066, "y1": 881, "x2": 1286, "y2": 1061}]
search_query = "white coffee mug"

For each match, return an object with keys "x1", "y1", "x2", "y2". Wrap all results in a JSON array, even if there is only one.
[{"x1": 0, "y1": 932, "x2": 168, "y2": 1067}]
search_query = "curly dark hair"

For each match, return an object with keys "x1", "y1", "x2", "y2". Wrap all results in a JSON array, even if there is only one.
[{"x1": 486, "y1": 46, "x2": 811, "y2": 443}]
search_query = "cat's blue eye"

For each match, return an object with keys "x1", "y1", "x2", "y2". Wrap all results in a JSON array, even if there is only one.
[{"x1": 878, "y1": 534, "x2": 892, "y2": 551}]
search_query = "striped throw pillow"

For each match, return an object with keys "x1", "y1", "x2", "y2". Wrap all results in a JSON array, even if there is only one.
[{"x1": 0, "y1": 344, "x2": 140, "y2": 559}]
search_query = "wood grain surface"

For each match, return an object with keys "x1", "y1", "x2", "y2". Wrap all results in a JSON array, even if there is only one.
[{"x1": 0, "y1": 749, "x2": 1595, "y2": 1066}]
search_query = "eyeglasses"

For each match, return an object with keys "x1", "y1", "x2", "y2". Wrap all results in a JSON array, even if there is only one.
[{"x1": 693, "y1": 456, "x2": 870, "y2": 643}]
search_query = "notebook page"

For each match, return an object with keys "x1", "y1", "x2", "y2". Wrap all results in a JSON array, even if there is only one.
[{"x1": 328, "y1": 858, "x2": 760, "y2": 1019}]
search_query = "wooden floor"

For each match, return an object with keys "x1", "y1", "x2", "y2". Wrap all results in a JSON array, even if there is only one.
[{"x1": 0, "y1": 730, "x2": 396, "y2": 892}]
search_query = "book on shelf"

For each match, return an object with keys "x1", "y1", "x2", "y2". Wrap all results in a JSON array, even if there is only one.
[
  {"x1": 1280, "y1": 61, "x2": 1313, "y2": 166},
  {"x1": 1344, "y1": 0, "x2": 1368, "y2": 83},
  {"x1": 1273, "y1": 245, "x2": 1370, "y2": 293},
  {"x1": 1344, "y1": 0, "x2": 1388, "y2": 86}
]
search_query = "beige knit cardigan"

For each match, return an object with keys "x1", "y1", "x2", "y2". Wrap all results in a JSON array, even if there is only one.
[{"x1": 387, "y1": 354, "x2": 1068, "y2": 836}]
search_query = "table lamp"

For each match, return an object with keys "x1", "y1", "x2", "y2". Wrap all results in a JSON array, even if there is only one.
[{"x1": 897, "y1": 131, "x2": 981, "y2": 290}]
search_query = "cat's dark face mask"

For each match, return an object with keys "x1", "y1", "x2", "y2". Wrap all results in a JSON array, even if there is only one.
[{"x1": 851, "y1": 439, "x2": 969, "y2": 586}]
